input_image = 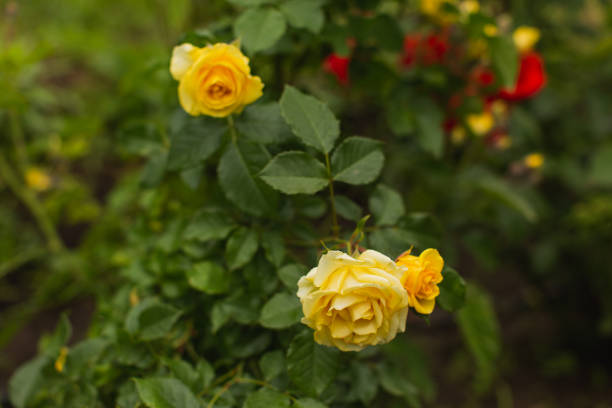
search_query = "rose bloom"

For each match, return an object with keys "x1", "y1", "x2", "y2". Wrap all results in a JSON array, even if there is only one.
[
  {"x1": 323, "y1": 53, "x2": 350, "y2": 85},
  {"x1": 297, "y1": 250, "x2": 409, "y2": 351},
  {"x1": 499, "y1": 52, "x2": 546, "y2": 101},
  {"x1": 396, "y1": 248, "x2": 444, "y2": 314},
  {"x1": 170, "y1": 42, "x2": 263, "y2": 117}
]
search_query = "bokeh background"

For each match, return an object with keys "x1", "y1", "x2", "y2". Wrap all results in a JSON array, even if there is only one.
[{"x1": 1, "y1": 0, "x2": 611, "y2": 406}]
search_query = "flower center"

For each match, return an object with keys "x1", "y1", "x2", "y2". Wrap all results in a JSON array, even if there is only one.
[{"x1": 207, "y1": 82, "x2": 232, "y2": 100}]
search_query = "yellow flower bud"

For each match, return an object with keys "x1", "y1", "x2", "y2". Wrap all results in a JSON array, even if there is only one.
[
  {"x1": 25, "y1": 167, "x2": 52, "y2": 191},
  {"x1": 54, "y1": 347, "x2": 68, "y2": 373},
  {"x1": 483, "y1": 24, "x2": 499, "y2": 37},
  {"x1": 460, "y1": 0, "x2": 480, "y2": 15},
  {"x1": 451, "y1": 126, "x2": 467, "y2": 144},
  {"x1": 297, "y1": 250, "x2": 409, "y2": 351},
  {"x1": 466, "y1": 111, "x2": 494, "y2": 136},
  {"x1": 513, "y1": 26, "x2": 540, "y2": 54},
  {"x1": 170, "y1": 42, "x2": 263, "y2": 118},
  {"x1": 524, "y1": 153, "x2": 544, "y2": 168},
  {"x1": 396, "y1": 248, "x2": 444, "y2": 315}
]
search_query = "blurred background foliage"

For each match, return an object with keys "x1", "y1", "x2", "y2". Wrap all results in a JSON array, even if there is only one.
[{"x1": 1, "y1": 0, "x2": 611, "y2": 406}]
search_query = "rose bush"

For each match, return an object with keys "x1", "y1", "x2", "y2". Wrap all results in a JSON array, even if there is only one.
[{"x1": 4, "y1": 0, "x2": 612, "y2": 407}]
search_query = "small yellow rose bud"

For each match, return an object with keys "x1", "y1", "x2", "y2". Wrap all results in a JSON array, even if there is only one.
[
  {"x1": 170, "y1": 42, "x2": 263, "y2": 118},
  {"x1": 513, "y1": 26, "x2": 540, "y2": 54},
  {"x1": 466, "y1": 111, "x2": 494, "y2": 136},
  {"x1": 298, "y1": 250, "x2": 409, "y2": 351},
  {"x1": 396, "y1": 248, "x2": 444, "y2": 315},
  {"x1": 460, "y1": 0, "x2": 480, "y2": 15},
  {"x1": 54, "y1": 346, "x2": 69, "y2": 373},
  {"x1": 25, "y1": 167, "x2": 52, "y2": 191},
  {"x1": 451, "y1": 126, "x2": 467, "y2": 144},
  {"x1": 483, "y1": 24, "x2": 499, "y2": 37},
  {"x1": 524, "y1": 152, "x2": 544, "y2": 169}
]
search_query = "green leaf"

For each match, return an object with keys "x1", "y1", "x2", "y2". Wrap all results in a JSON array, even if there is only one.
[
  {"x1": 235, "y1": 102, "x2": 291, "y2": 144},
  {"x1": 589, "y1": 143, "x2": 612, "y2": 186},
  {"x1": 260, "y1": 293, "x2": 302, "y2": 329},
  {"x1": 41, "y1": 313, "x2": 72, "y2": 358},
  {"x1": 125, "y1": 299, "x2": 182, "y2": 341},
  {"x1": 489, "y1": 35, "x2": 518, "y2": 88},
  {"x1": 414, "y1": 99, "x2": 444, "y2": 158},
  {"x1": 164, "y1": 359, "x2": 200, "y2": 392},
  {"x1": 260, "y1": 151, "x2": 328, "y2": 195},
  {"x1": 287, "y1": 331, "x2": 340, "y2": 396},
  {"x1": 294, "y1": 196, "x2": 327, "y2": 218},
  {"x1": 457, "y1": 284, "x2": 501, "y2": 393},
  {"x1": 261, "y1": 229, "x2": 285, "y2": 267},
  {"x1": 280, "y1": 0, "x2": 325, "y2": 33},
  {"x1": 140, "y1": 151, "x2": 168, "y2": 188},
  {"x1": 183, "y1": 209, "x2": 236, "y2": 242},
  {"x1": 234, "y1": 8, "x2": 286, "y2": 54},
  {"x1": 335, "y1": 195, "x2": 362, "y2": 221},
  {"x1": 437, "y1": 267, "x2": 466, "y2": 312},
  {"x1": 475, "y1": 174, "x2": 537, "y2": 222},
  {"x1": 228, "y1": 0, "x2": 275, "y2": 6},
  {"x1": 225, "y1": 227, "x2": 259, "y2": 270},
  {"x1": 277, "y1": 263, "x2": 308, "y2": 291},
  {"x1": 294, "y1": 398, "x2": 328, "y2": 408},
  {"x1": 376, "y1": 362, "x2": 418, "y2": 401},
  {"x1": 259, "y1": 350, "x2": 286, "y2": 381},
  {"x1": 187, "y1": 261, "x2": 230, "y2": 294},
  {"x1": 218, "y1": 141, "x2": 277, "y2": 217},
  {"x1": 243, "y1": 388, "x2": 291, "y2": 408},
  {"x1": 135, "y1": 377, "x2": 201, "y2": 408},
  {"x1": 331, "y1": 136, "x2": 384, "y2": 185},
  {"x1": 9, "y1": 355, "x2": 50, "y2": 408},
  {"x1": 280, "y1": 86, "x2": 340, "y2": 154},
  {"x1": 350, "y1": 362, "x2": 378, "y2": 405},
  {"x1": 180, "y1": 165, "x2": 203, "y2": 190},
  {"x1": 66, "y1": 338, "x2": 109, "y2": 372},
  {"x1": 167, "y1": 113, "x2": 225, "y2": 170},
  {"x1": 369, "y1": 184, "x2": 405, "y2": 226}
]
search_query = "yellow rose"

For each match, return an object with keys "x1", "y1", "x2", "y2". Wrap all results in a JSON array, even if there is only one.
[
  {"x1": 396, "y1": 248, "x2": 444, "y2": 315},
  {"x1": 297, "y1": 250, "x2": 409, "y2": 352},
  {"x1": 170, "y1": 42, "x2": 263, "y2": 118},
  {"x1": 513, "y1": 26, "x2": 540, "y2": 54},
  {"x1": 466, "y1": 111, "x2": 494, "y2": 136},
  {"x1": 524, "y1": 152, "x2": 544, "y2": 169}
]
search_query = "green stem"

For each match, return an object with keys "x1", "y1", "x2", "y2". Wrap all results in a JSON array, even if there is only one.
[
  {"x1": 9, "y1": 111, "x2": 29, "y2": 172},
  {"x1": 0, "y1": 247, "x2": 47, "y2": 280},
  {"x1": 324, "y1": 153, "x2": 339, "y2": 237},
  {"x1": 0, "y1": 153, "x2": 64, "y2": 253},
  {"x1": 227, "y1": 115, "x2": 238, "y2": 144}
]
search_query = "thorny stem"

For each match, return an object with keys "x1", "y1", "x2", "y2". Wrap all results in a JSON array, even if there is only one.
[
  {"x1": 206, "y1": 371, "x2": 297, "y2": 407},
  {"x1": 324, "y1": 153, "x2": 339, "y2": 238}
]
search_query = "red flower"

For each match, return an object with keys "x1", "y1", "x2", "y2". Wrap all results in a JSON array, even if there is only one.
[
  {"x1": 499, "y1": 52, "x2": 546, "y2": 101},
  {"x1": 401, "y1": 34, "x2": 421, "y2": 66},
  {"x1": 477, "y1": 69, "x2": 495, "y2": 86},
  {"x1": 422, "y1": 34, "x2": 449, "y2": 65},
  {"x1": 324, "y1": 53, "x2": 350, "y2": 85},
  {"x1": 401, "y1": 33, "x2": 449, "y2": 67}
]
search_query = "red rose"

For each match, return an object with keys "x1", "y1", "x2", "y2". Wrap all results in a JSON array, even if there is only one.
[
  {"x1": 422, "y1": 34, "x2": 449, "y2": 65},
  {"x1": 323, "y1": 53, "x2": 350, "y2": 85},
  {"x1": 499, "y1": 52, "x2": 546, "y2": 101},
  {"x1": 401, "y1": 34, "x2": 421, "y2": 66},
  {"x1": 401, "y1": 33, "x2": 449, "y2": 67}
]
